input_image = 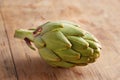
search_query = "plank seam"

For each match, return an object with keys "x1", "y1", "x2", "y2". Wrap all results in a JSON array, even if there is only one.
[{"x1": 0, "y1": 7, "x2": 19, "y2": 80}]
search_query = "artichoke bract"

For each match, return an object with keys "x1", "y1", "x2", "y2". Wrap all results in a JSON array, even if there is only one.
[{"x1": 14, "y1": 21, "x2": 101, "y2": 68}]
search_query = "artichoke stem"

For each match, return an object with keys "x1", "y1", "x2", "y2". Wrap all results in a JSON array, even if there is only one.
[
  {"x1": 14, "y1": 29, "x2": 36, "y2": 50},
  {"x1": 14, "y1": 29, "x2": 35, "y2": 41}
]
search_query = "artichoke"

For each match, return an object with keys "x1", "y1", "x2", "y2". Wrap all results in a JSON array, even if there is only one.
[{"x1": 14, "y1": 21, "x2": 101, "y2": 68}]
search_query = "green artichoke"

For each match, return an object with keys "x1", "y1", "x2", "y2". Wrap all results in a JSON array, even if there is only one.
[{"x1": 14, "y1": 21, "x2": 101, "y2": 68}]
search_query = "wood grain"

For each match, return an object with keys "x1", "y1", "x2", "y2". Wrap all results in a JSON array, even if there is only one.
[
  {"x1": 0, "y1": 10, "x2": 17, "y2": 80},
  {"x1": 0, "y1": 0, "x2": 120, "y2": 80}
]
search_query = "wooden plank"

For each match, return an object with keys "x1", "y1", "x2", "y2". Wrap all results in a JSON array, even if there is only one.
[
  {"x1": 1, "y1": 0, "x2": 120, "y2": 80},
  {"x1": 0, "y1": 11, "x2": 17, "y2": 80}
]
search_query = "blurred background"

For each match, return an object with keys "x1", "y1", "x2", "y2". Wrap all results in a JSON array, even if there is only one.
[{"x1": 0, "y1": 0, "x2": 120, "y2": 80}]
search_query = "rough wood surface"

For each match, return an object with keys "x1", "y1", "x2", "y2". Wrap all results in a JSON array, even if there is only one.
[
  {"x1": 0, "y1": 10, "x2": 17, "y2": 80},
  {"x1": 0, "y1": 0, "x2": 120, "y2": 80}
]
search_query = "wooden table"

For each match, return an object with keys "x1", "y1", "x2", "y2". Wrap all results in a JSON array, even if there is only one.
[{"x1": 0, "y1": 0, "x2": 120, "y2": 80}]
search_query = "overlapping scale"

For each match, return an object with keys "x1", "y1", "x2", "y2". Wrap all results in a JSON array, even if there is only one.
[{"x1": 14, "y1": 21, "x2": 101, "y2": 68}]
